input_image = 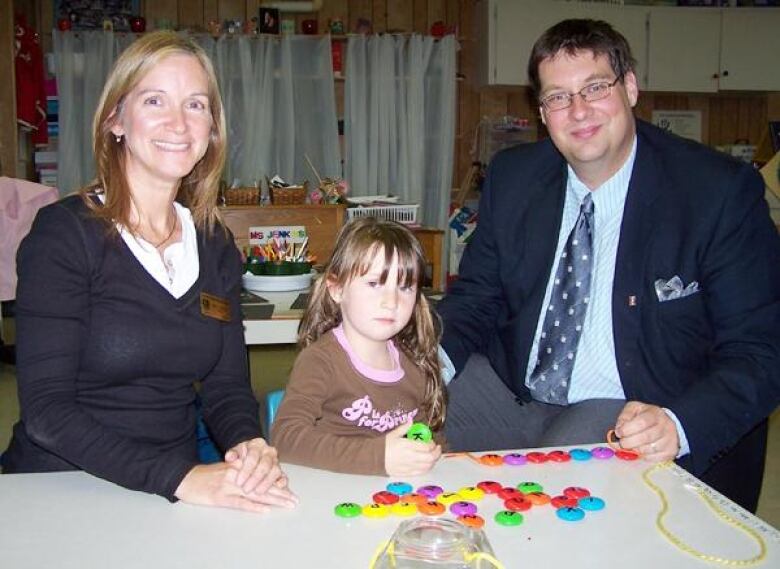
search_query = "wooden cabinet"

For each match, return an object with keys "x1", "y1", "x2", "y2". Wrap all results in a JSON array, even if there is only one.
[
  {"x1": 479, "y1": 0, "x2": 780, "y2": 93},
  {"x1": 220, "y1": 205, "x2": 346, "y2": 265},
  {"x1": 477, "y1": 0, "x2": 648, "y2": 88},
  {"x1": 647, "y1": 8, "x2": 721, "y2": 93}
]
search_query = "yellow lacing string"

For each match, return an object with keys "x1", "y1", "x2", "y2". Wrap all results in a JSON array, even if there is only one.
[
  {"x1": 643, "y1": 461, "x2": 767, "y2": 566},
  {"x1": 368, "y1": 539, "x2": 505, "y2": 568}
]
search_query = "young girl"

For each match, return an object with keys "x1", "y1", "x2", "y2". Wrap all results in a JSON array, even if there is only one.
[{"x1": 272, "y1": 217, "x2": 446, "y2": 476}]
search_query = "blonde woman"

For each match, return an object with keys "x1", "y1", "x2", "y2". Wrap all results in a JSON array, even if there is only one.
[{"x1": 3, "y1": 32, "x2": 297, "y2": 513}]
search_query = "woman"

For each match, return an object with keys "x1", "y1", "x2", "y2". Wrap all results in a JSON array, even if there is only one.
[{"x1": 2, "y1": 32, "x2": 297, "y2": 513}]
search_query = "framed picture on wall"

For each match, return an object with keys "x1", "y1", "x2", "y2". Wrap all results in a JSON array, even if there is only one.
[
  {"x1": 55, "y1": 0, "x2": 140, "y2": 31},
  {"x1": 259, "y1": 8, "x2": 280, "y2": 35}
]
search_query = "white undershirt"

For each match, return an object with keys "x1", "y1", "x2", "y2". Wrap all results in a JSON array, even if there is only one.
[{"x1": 110, "y1": 198, "x2": 200, "y2": 299}]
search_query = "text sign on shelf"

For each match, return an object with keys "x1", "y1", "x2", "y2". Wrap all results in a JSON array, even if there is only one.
[{"x1": 248, "y1": 226, "x2": 307, "y2": 245}]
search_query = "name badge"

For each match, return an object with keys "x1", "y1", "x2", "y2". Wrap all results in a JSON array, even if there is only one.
[{"x1": 200, "y1": 292, "x2": 231, "y2": 322}]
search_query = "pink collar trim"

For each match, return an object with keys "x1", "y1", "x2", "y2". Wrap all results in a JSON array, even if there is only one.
[{"x1": 332, "y1": 325, "x2": 405, "y2": 383}]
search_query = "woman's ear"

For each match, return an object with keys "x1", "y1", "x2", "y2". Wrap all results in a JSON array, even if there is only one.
[{"x1": 107, "y1": 106, "x2": 125, "y2": 138}]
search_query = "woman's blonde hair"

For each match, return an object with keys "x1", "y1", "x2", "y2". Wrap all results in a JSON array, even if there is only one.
[
  {"x1": 299, "y1": 217, "x2": 447, "y2": 430},
  {"x1": 80, "y1": 31, "x2": 227, "y2": 233}
]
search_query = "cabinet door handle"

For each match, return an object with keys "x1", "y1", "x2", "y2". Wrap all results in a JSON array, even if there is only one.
[
  {"x1": 711, "y1": 73, "x2": 719, "y2": 79},
  {"x1": 722, "y1": 70, "x2": 729, "y2": 77}
]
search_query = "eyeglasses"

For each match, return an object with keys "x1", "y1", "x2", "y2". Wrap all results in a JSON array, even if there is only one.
[{"x1": 539, "y1": 76, "x2": 623, "y2": 112}]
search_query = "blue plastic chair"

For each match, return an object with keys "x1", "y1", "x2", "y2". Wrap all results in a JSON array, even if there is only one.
[{"x1": 265, "y1": 389, "x2": 285, "y2": 438}]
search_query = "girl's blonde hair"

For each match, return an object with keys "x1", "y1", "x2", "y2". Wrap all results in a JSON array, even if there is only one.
[
  {"x1": 299, "y1": 217, "x2": 447, "y2": 430},
  {"x1": 80, "y1": 31, "x2": 227, "y2": 233}
]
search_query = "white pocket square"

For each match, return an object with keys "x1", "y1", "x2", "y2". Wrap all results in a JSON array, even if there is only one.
[{"x1": 654, "y1": 276, "x2": 700, "y2": 302}]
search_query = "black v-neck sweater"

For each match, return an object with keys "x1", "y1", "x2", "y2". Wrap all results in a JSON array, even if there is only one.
[{"x1": 2, "y1": 195, "x2": 261, "y2": 500}]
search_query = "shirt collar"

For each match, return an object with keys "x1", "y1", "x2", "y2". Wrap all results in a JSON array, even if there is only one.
[{"x1": 567, "y1": 136, "x2": 637, "y2": 221}]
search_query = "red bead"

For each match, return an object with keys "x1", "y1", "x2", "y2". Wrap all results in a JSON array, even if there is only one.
[
  {"x1": 372, "y1": 491, "x2": 400, "y2": 505},
  {"x1": 477, "y1": 480, "x2": 502, "y2": 494},
  {"x1": 546, "y1": 450, "x2": 571, "y2": 462},
  {"x1": 526, "y1": 451, "x2": 548, "y2": 463},
  {"x1": 498, "y1": 487, "x2": 523, "y2": 500},
  {"x1": 551, "y1": 495, "x2": 579, "y2": 509},
  {"x1": 563, "y1": 486, "x2": 590, "y2": 499},
  {"x1": 504, "y1": 497, "x2": 532, "y2": 511},
  {"x1": 615, "y1": 449, "x2": 640, "y2": 461}
]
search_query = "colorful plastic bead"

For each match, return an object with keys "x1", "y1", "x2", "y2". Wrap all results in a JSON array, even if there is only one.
[
  {"x1": 556, "y1": 507, "x2": 585, "y2": 522},
  {"x1": 406, "y1": 423, "x2": 433, "y2": 442},
  {"x1": 569, "y1": 448, "x2": 592, "y2": 461},
  {"x1": 498, "y1": 487, "x2": 523, "y2": 500},
  {"x1": 458, "y1": 514, "x2": 485, "y2": 529},
  {"x1": 525, "y1": 451, "x2": 548, "y2": 463},
  {"x1": 525, "y1": 492, "x2": 551, "y2": 506},
  {"x1": 477, "y1": 481, "x2": 502, "y2": 494},
  {"x1": 503, "y1": 453, "x2": 527, "y2": 466},
  {"x1": 551, "y1": 495, "x2": 579, "y2": 509},
  {"x1": 504, "y1": 497, "x2": 532, "y2": 512},
  {"x1": 362, "y1": 503, "x2": 390, "y2": 518},
  {"x1": 591, "y1": 447, "x2": 615, "y2": 460},
  {"x1": 615, "y1": 449, "x2": 640, "y2": 461},
  {"x1": 478, "y1": 453, "x2": 505, "y2": 466},
  {"x1": 373, "y1": 491, "x2": 400, "y2": 505},
  {"x1": 418, "y1": 500, "x2": 446, "y2": 515},
  {"x1": 334, "y1": 502, "x2": 362, "y2": 518},
  {"x1": 450, "y1": 501, "x2": 478, "y2": 516},
  {"x1": 563, "y1": 486, "x2": 590, "y2": 499},
  {"x1": 546, "y1": 450, "x2": 571, "y2": 462},
  {"x1": 437, "y1": 492, "x2": 462, "y2": 505},
  {"x1": 391, "y1": 501, "x2": 417, "y2": 516},
  {"x1": 495, "y1": 510, "x2": 524, "y2": 527},
  {"x1": 386, "y1": 481, "x2": 413, "y2": 495},
  {"x1": 458, "y1": 486, "x2": 486, "y2": 501},
  {"x1": 517, "y1": 481, "x2": 543, "y2": 494},
  {"x1": 578, "y1": 496, "x2": 605, "y2": 511},
  {"x1": 417, "y1": 485, "x2": 444, "y2": 499}
]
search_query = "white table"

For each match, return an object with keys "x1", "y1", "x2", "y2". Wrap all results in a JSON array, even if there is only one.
[
  {"x1": 1, "y1": 447, "x2": 778, "y2": 568},
  {"x1": 242, "y1": 290, "x2": 305, "y2": 345}
]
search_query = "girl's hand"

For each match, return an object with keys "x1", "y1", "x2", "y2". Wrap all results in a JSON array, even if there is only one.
[
  {"x1": 174, "y1": 462, "x2": 298, "y2": 512},
  {"x1": 384, "y1": 421, "x2": 442, "y2": 477},
  {"x1": 224, "y1": 437, "x2": 282, "y2": 495}
]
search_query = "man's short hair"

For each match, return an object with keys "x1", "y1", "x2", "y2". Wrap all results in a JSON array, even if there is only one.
[{"x1": 527, "y1": 19, "x2": 636, "y2": 98}]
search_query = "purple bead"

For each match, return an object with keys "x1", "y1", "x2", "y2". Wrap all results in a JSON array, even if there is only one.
[
  {"x1": 417, "y1": 485, "x2": 444, "y2": 499},
  {"x1": 591, "y1": 447, "x2": 615, "y2": 459},
  {"x1": 450, "y1": 501, "x2": 478, "y2": 516},
  {"x1": 503, "y1": 453, "x2": 528, "y2": 466}
]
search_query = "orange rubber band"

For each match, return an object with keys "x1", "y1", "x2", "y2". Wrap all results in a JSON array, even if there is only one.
[{"x1": 606, "y1": 429, "x2": 641, "y2": 458}]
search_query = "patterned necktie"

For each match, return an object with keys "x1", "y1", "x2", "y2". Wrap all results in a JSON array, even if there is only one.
[{"x1": 528, "y1": 194, "x2": 594, "y2": 405}]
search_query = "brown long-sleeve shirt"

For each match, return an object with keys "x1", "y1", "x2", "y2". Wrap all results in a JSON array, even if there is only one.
[{"x1": 272, "y1": 330, "x2": 438, "y2": 475}]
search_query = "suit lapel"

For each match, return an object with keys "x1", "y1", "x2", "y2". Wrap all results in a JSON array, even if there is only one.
[{"x1": 612, "y1": 128, "x2": 664, "y2": 391}]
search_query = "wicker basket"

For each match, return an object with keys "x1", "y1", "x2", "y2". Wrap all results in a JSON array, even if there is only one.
[
  {"x1": 270, "y1": 182, "x2": 308, "y2": 205},
  {"x1": 224, "y1": 186, "x2": 259, "y2": 205}
]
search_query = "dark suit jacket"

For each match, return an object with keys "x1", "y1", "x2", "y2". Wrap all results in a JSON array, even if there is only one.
[{"x1": 439, "y1": 120, "x2": 780, "y2": 508}]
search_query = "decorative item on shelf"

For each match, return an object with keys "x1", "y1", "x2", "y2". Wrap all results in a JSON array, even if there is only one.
[
  {"x1": 301, "y1": 19, "x2": 318, "y2": 35},
  {"x1": 102, "y1": 18, "x2": 113, "y2": 32},
  {"x1": 207, "y1": 19, "x2": 221, "y2": 36},
  {"x1": 259, "y1": 7, "x2": 280, "y2": 34},
  {"x1": 331, "y1": 41, "x2": 343, "y2": 75},
  {"x1": 224, "y1": 183, "x2": 260, "y2": 205},
  {"x1": 57, "y1": 18, "x2": 72, "y2": 31},
  {"x1": 244, "y1": 18, "x2": 257, "y2": 35},
  {"x1": 304, "y1": 154, "x2": 347, "y2": 205},
  {"x1": 329, "y1": 18, "x2": 344, "y2": 35},
  {"x1": 281, "y1": 19, "x2": 295, "y2": 34},
  {"x1": 355, "y1": 18, "x2": 371, "y2": 35},
  {"x1": 130, "y1": 16, "x2": 145, "y2": 33},
  {"x1": 267, "y1": 175, "x2": 308, "y2": 205}
]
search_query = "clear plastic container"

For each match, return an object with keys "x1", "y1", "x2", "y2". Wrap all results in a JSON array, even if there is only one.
[{"x1": 370, "y1": 518, "x2": 503, "y2": 568}]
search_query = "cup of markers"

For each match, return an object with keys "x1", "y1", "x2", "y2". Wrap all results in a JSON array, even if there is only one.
[{"x1": 243, "y1": 237, "x2": 315, "y2": 276}]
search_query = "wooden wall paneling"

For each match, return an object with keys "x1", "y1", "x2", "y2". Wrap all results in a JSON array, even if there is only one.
[
  {"x1": 412, "y1": 0, "x2": 428, "y2": 34},
  {"x1": 719, "y1": 97, "x2": 740, "y2": 145},
  {"x1": 445, "y1": 0, "x2": 460, "y2": 28},
  {"x1": 146, "y1": 0, "x2": 180, "y2": 30},
  {"x1": 427, "y1": 0, "x2": 445, "y2": 29},
  {"x1": 40, "y1": 0, "x2": 53, "y2": 53},
  {"x1": 768, "y1": 94, "x2": 780, "y2": 121},
  {"x1": 322, "y1": 0, "x2": 349, "y2": 33},
  {"x1": 386, "y1": 0, "x2": 413, "y2": 33},
  {"x1": 708, "y1": 96, "x2": 722, "y2": 147},
  {"x1": 687, "y1": 94, "x2": 710, "y2": 145},
  {"x1": 748, "y1": 96, "x2": 767, "y2": 150},
  {"x1": 736, "y1": 97, "x2": 752, "y2": 143},
  {"x1": 180, "y1": 0, "x2": 206, "y2": 30},
  {"x1": 218, "y1": 0, "x2": 246, "y2": 23},
  {"x1": 349, "y1": 0, "x2": 373, "y2": 34},
  {"x1": 507, "y1": 89, "x2": 535, "y2": 126},
  {"x1": 372, "y1": 0, "x2": 387, "y2": 33},
  {"x1": 204, "y1": 0, "x2": 220, "y2": 25}
]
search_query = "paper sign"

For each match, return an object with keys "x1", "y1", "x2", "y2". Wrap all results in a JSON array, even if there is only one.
[
  {"x1": 248, "y1": 226, "x2": 307, "y2": 245},
  {"x1": 651, "y1": 110, "x2": 702, "y2": 143}
]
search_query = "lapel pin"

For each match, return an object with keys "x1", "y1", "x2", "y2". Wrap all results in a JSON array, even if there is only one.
[{"x1": 628, "y1": 295, "x2": 637, "y2": 307}]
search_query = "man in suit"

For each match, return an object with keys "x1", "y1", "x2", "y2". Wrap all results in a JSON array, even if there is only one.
[{"x1": 437, "y1": 19, "x2": 779, "y2": 512}]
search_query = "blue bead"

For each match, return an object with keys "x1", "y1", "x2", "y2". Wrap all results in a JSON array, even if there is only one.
[
  {"x1": 570, "y1": 448, "x2": 592, "y2": 461},
  {"x1": 556, "y1": 507, "x2": 585, "y2": 522},
  {"x1": 578, "y1": 496, "x2": 605, "y2": 511}
]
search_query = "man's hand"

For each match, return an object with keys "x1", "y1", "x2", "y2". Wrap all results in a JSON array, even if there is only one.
[
  {"x1": 384, "y1": 421, "x2": 442, "y2": 477},
  {"x1": 614, "y1": 401, "x2": 679, "y2": 462}
]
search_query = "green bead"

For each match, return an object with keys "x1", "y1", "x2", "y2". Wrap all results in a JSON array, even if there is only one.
[
  {"x1": 406, "y1": 423, "x2": 433, "y2": 442},
  {"x1": 495, "y1": 510, "x2": 524, "y2": 526},
  {"x1": 334, "y1": 502, "x2": 362, "y2": 518},
  {"x1": 517, "y1": 481, "x2": 543, "y2": 494}
]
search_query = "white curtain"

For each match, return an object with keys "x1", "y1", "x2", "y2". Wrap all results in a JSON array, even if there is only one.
[
  {"x1": 344, "y1": 34, "x2": 457, "y2": 229},
  {"x1": 53, "y1": 31, "x2": 339, "y2": 194}
]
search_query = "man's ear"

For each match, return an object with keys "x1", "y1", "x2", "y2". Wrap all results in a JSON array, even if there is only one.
[
  {"x1": 539, "y1": 106, "x2": 547, "y2": 126},
  {"x1": 623, "y1": 71, "x2": 639, "y2": 108}
]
